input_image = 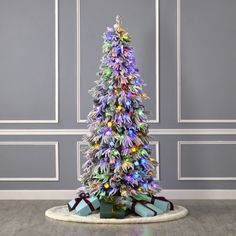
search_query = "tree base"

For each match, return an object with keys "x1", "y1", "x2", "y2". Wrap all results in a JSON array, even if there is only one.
[{"x1": 45, "y1": 205, "x2": 188, "y2": 224}]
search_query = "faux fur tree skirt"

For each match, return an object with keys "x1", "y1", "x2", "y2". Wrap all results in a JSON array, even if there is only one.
[{"x1": 45, "y1": 205, "x2": 188, "y2": 224}]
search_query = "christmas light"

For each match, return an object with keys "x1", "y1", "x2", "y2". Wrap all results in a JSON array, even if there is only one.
[
  {"x1": 104, "y1": 183, "x2": 110, "y2": 189},
  {"x1": 107, "y1": 121, "x2": 112, "y2": 127},
  {"x1": 152, "y1": 183, "x2": 157, "y2": 188},
  {"x1": 111, "y1": 149, "x2": 119, "y2": 155},
  {"x1": 109, "y1": 141, "x2": 114, "y2": 147},
  {"x1": 134, "y1": 160, "x2": 139, "y2": 166},
  {"x1": 116, "y1": 105, "x2": 122, "y2": 111},
  {"x1": 131, "y1": 147, "x2": 137, "y2": 153},
  {"x1": 142, "y1": 183, "x2": 148, "y2": 188},
  {"x1": 138, "y1": 109, "x2": 144, "y2": 116},
  {"x1": 103, "y1": 67, "x2": 112, "y2": 78},
  {"x1": 106, "y1": 129, "x2": 112, "y2": 136},
  {"x1": 141, "y1": 159, "x2": 146, "y2": 165},
  {"x1": 133, "y1": 172, "x2": 139, "y2": 179},
  {"x1": 128, "y1": 129, "x2": 136, "y2": 138},
  {"x1": 134, "y1": 78, "x2": 141, "y2": 85},
  {"x1": 125, "y1": 100, "x2": 131, "y2": 106}
]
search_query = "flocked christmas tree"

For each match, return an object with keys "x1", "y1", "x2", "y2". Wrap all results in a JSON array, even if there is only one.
[{"x1": 80, "y1": 16, "x2": 161, "y2": 200}]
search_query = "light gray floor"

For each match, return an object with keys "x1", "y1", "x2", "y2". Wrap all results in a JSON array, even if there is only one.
[{"x1": 0, "y1": 200, "x2": 235, "y2": 236}]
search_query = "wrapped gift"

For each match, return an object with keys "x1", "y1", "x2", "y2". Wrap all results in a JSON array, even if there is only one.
[
  {"x1": 100, "y1": 200, "x2": 127, "y2": 219},
  {"x1": 67, "y1": 192, "x2": 100, "y2": 216},
  {"x1": 127, "y1": 198, "x2": 163, "y2": 217},
  {"x1": 134, "y1": 194, "x2": 174, "y2": 211}
]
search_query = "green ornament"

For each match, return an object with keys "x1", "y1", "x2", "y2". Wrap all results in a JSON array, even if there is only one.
[
  {"x1": 138, "y1": 123, "x2": 145, "y2": 128},
  {"x1": 103, "y1": 42, "x2": 111, "y2": 52},
  {"x1": 111, "y1": 149, "x2": 119, "y2": 155},
  {"x1": 103, "y1": 67, "x2": 112, "y2": 79},
  {"x1": 121, "y1": 32, "x2": 131, "y2": 42},
  {"x1": 140, "y1": 149, "x2": 148, "y2": 156},
  {"x1": 105, "y1": 111, "x2": 111, "y2": 117},
  {"x1": 138, "y1": 109, "x2": 144, "y2": 116}
]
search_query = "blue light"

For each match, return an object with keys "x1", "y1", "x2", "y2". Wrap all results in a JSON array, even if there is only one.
[
  {"x1": 109, "y1": 85, "x2": 113, "y2": 90},
  {"x1": 133, "y1": 172, "x2": 139, "y2": 179},
  {"x1": 115, "y1": 161, "x2": 121, "y2": 167},
  {"x1": 134, "y1": 78, "x2": 141, "y2": 85},
  {"x1": 128, "y1": 129, "x2": 136, "y2": 138},
  {"x1": 142, "y1": 183, "x2": 148, "y2": 188},
  {"x1": 141, "y1": 159, "x2": 146, "y2": 165},
  {"x1": 109, "y1": 141, "x2": 114, "y2": 147},
  {"x1": 125, "y1": 100, "x2": 131, "y2": 106},
  {"x1": 134, "y1": 160, "x2": 139, "y2": 166}
]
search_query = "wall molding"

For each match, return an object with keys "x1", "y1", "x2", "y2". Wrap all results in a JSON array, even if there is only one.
[
  {"x1": 2, "y1": 129, "x2": 236, "y2": 135},
  {"x1": 77, "y1": 141, "x2": 160, "y2": 181},
  {"x1": 177, "y1": 0, "x2": 236, "y2": 123},
  {"x1": 76, "y1": 0, "x2": 160, "y2": 123},
  {"x1": 0, "y1": 189, "x2": 235, "y2": 199},
  {"x1": 0, "y1": 0, "x2": 59, "y2": 124},
  {"x1": 178, "y1": 141, "x2": 236, "y2": 181},
  {"x1": 0, "y1": 141, "x2": 59, "y2": 181}
]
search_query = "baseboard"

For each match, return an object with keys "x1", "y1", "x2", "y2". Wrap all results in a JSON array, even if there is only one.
[{"x1": 0, "y1": 189, "x2": 236, "y2": 200}]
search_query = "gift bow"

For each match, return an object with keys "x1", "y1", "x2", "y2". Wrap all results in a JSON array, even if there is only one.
[
  {"x1": 79, "y1": 192, "x2": 90, "y2": 199},
  {"x1": 151, "y1": 196, "x2": 174, "y2": 210},
  {"x1": 67, "y1": 192, "x2": 95, "y2": 212},
  {"x1": 130, "y1": 198, "x2": 158, "y2": 216}
]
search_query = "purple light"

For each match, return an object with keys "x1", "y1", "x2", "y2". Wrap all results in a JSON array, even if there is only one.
[
  {"x1": 125, "y1": 175, "x2": 132, "y2": 182},
  {"x1": 125, "y1": 100, "x2": 131, "y2": 106},
  {"x1": 106, "y1": 128, "x2": 112, "y2": 136}
]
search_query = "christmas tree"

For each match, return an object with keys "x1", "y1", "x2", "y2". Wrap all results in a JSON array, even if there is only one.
[{"x1": 80, "y1": 16, "x2": 160, "y2": 200}]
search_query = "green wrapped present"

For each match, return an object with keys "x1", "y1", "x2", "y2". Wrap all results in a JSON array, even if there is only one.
[
  {"x1": 100, "y1": 200, "x2": 127, "y2": 219},
  {"x1": 127, "y1": 198, "x2": 163, "y2": 217},
  {"x1": 134, "y1": 194, "x2": 174, "y2": 212}
]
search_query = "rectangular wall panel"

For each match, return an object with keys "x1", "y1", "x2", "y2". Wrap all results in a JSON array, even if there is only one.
[
  {"x1": 0, "y1": 0, "x2": 58, "y2": 123},
  {"x1": 178, "y1": 0, "x2": 236, "y2": 122},
  {"x1": 0, "y1": 142, "x2": 59, "y2": 181},
  {"x1": 178, "y1": 141, "x2": 236, "y2": 180}
]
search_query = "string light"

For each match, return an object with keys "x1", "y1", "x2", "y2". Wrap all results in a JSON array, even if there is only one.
[
  {"x1": 116, "y1": 105, "x2": 122, "y2": 111},
  {"x1": 142, "y1": 182, "x2": 148, "y2": 188},
  {"x1": 111, "y1": 149, "x2": 119, "y2": 155},
  {"x1": 134, "y1": 160, "x2": 139, "y2": 166},
  {"x1": 133, "y1": 172, "x2": 139, "y2": 179},
  {"x1": 131, "y1": 147, "x2": 137, "y2": 153},
  {"x1": 125, "y1": 100, "x2": 131, "y2": 106},
  {"x1": 141, "y1": 159, "x2": 146, "y2": 165},
  {"x1": 106, "y1": 129, "x2": 112, "y2": 136},
  {"x1": 104, "y1": 183, "x2": 110, "y2": 189},
  {"x1": 109, "y1": 141, "x2": 114, "y2": 147},
  {"x1": 138, "y1": 109, "x2": 144, "y2": 116},
  {"x1": 128, "y1": 129, "x2": 136, "y2": 138},
  {"x1": 107, "y1": 122, "x2": 112, "y2": 127}
]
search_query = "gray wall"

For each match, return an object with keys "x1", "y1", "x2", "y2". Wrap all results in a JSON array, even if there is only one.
[{"x1": 0, "y1": 0, "x2": 236, "y2": 191}]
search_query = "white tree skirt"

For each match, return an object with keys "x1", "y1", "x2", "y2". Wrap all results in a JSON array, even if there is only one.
[{"x1": 45, "y1": 205, "x2": 188, "y2": 224}]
